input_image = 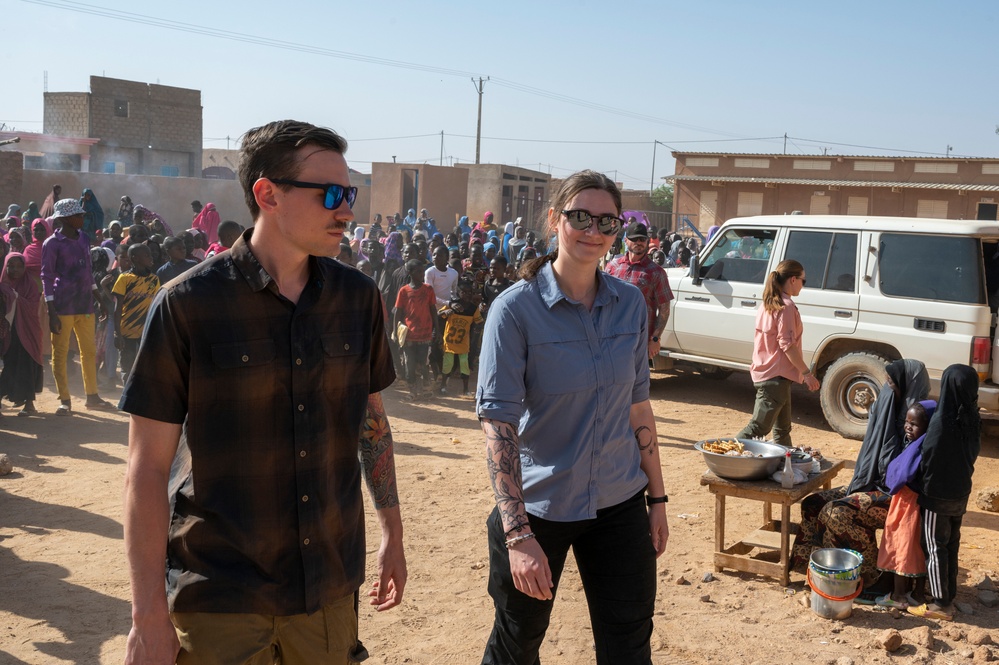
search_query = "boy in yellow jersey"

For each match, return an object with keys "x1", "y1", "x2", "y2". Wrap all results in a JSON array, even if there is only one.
[{"x1": 438, "y1": 277, "x2": 483, "y2": 396}]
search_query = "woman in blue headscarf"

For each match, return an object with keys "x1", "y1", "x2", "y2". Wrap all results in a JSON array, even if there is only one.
[
  {"x1": 80, "y1": 188, "x2": 104, "y2": 243},
  {"x1": 457, "y1": 215, "x2": 472, "y2": 240}
]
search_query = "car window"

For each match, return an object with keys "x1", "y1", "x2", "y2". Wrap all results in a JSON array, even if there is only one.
[
  {"x1": 786, "y1": 231, "x2": 858, "y2": 292},
  {"x1": 879, "y1": 234, "x2": 984, "y2": 304},
  {"x1": 699, "y1": 228, "x2": 776, "y2": 284}
]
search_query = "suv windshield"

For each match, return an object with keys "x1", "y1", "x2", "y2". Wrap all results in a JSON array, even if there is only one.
[{"x1": 879, "y1": 234, "x2": 984, "y2": 304}]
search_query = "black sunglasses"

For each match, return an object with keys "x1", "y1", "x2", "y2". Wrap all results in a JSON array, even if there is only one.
[
  {"x1": 269, "y1": 179, "x2": 358, "y2": 210},
  {"x1": 561, "y1": 209, "x2": 622, "y2": 236}
]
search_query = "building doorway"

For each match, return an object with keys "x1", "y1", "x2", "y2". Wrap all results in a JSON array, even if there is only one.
[
  {"x1": 402, "y1": 169, "x2": 419, "y2": 213},
  {"x1": 977, "y1": 202, "x2": 998, "y2": 221}
]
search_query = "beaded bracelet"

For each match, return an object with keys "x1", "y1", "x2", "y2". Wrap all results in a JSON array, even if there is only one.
[{"x1": 504, "y1": 532, "x2": 537, "y2": 550}]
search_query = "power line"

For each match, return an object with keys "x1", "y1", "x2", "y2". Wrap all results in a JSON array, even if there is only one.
[
  {"x1": 21, "y1": 0, "x2": 765, "y2": 141},
  {"x1": 21, "y1": 0, "x2": 483, "y2": 78}
]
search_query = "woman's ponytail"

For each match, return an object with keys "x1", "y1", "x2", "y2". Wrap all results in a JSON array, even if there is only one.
[{"x1": 761, "y1": 260, "x2": 804, "y2": 312}]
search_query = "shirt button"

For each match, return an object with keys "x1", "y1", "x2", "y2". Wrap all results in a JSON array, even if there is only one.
[
  {"x1": 298, "y1": 404, "x2": 305, "y2": 412},
  {"x1": 303, "y1": 538, "x2": 310, "y2": 546},
  {"x1": 300, "y1": 450, "x2": 307, "y2": 458},
  {"x1": 343, "y1": 343, "x2": 350, "y2": 351},
  {"x1": 241, "y1": 354, "x2": 249, "y2": 362},
  {"x1": 302, "y1": 495, "x2": 309, "y2": 502},
  {"x1": 296, "y1": 358, "x2": 303, "y2": 366}
]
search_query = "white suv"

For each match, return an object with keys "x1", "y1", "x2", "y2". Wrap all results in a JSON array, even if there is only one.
[{"x1": 659, "y1": 215, "x2": 999, "y2": 439}]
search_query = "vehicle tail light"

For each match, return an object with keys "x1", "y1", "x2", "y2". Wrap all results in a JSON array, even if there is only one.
[{"x1": 971, "y1": 336, "x2": 991, "y2": 381}]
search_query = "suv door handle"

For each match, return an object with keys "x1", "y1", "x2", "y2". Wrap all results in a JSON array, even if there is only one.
[
  {"x1": 741, "y1": 300, "x2": 757, "y2": 307},
  {"x1": 834, "y1": 310, "x2": 853, "y2": 318},
  {"x1": 685, "y1": 296, "x2": 709, "y2": 302}
]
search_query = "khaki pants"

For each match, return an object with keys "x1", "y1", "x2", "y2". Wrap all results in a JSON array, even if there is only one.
[
  {"x1": 50, "y1": 313, "x2": 98, "y2": 402},
  {"x1": 172, "y1": 594, "x2": 359, "y2": 665},
  {"x1": 737, "y1": 377, "x2": 793, "y2": 447}
]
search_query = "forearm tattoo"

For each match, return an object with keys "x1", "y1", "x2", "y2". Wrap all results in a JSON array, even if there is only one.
[
  {"x1": 483, "y1": 419, "x2": 529, "y2": 533},
  {"x1": 359, "y1": 392, "x2": 400, "y2": 509},
  {"x1": 634, "y1": 425, "x2": 655, "y2": 456},
  {"x1": 654, "y1": 304, "x2": 670, "y2": 337}
]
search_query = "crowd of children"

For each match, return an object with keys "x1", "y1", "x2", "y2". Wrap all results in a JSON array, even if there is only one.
[
  {"x1": 341, "y1": 210, "x2": 547, "y2": 401},
  {"x1": 0, "y1": 190, "x2": 245, "y2": 417}
]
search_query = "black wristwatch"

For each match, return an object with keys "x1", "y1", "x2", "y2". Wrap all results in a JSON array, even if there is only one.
[
  {"x1": 646, "y1": 495, "x2": 669, "y2": 506},
  {"x1": 651, "y1": 336, "x2": 660, "y2": 343}
]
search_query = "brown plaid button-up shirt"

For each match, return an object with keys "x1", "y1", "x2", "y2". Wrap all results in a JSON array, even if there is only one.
[{"x1": 120, "y1": 230, "x2": 395, "y2": 615}]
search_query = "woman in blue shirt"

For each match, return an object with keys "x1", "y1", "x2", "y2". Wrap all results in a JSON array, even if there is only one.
[{"x1": 476, "y1": 170, "x2": 669, "y2": 665}]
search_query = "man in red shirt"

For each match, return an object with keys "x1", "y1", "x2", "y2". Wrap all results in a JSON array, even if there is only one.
[
  {"x1": 605, "y1": 223, "x2": 674, "y2": 359},
  {"x1": 394, "y1": 259, "x2": 438, "y2": 400}
]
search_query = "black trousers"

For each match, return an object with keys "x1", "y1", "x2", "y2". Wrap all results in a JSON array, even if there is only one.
[
  {"x1": 920, "y1": 508, "x2": 963, "y2": 606},
  {"x1": 481, "y1": 491, "x2": 656, "y2": 665}
]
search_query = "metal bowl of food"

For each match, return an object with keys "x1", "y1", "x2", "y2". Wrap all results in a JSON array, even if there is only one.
[{"x1": 694, "y1": 438, "x2": 788, "y2": 480}]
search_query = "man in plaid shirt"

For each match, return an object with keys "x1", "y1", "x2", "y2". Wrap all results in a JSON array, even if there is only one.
[{"x1": 605, "y1": 223, "x2": 674, "y2": 359}]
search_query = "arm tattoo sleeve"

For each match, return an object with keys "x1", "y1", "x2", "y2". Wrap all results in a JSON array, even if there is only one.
[
  {"x1": 483, "y1": 419, "x2": 530, "y2": 534},
  {"x1": 634, "y1": 425, "x2": 655, "y2": 456},
  {"x1": 359, "y1": 392, "x2": 400, "y2": 509},
  {"x1": 654, "y1": 302, "x2": 670, "y2": 337}
]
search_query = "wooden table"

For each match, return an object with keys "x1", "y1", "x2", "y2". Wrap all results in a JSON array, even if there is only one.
[{"x1": 699, "y1": 457, "x2": 845, "y2": 586}]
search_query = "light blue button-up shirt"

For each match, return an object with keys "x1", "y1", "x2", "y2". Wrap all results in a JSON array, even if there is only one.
[{"x1": 476, "y1": 261, "x2": 651, "y2": 522}]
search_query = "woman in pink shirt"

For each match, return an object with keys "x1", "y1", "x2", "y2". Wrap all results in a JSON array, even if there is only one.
[{"x1": 736, "y1": 259, "x2": 820, "y2": 447}]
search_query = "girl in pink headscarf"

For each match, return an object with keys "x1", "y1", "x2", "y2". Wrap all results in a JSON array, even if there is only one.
[
  {"x1": 22, "y1": 220, "x2": 48, "y2": 284},
  {"x1": 192, "y1": 202, "x2": 221, "y2": 245},
  {"x1": 0, "y1": 253, "x2": 44, "y2": 416}
]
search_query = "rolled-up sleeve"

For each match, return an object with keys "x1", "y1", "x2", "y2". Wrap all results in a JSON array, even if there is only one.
[
  {"x1": 475, "y1": 294, "x2": 527, "y2": 426},
  {"x1": 774, "y1": 303, "x2": 799, "y2": 352}
]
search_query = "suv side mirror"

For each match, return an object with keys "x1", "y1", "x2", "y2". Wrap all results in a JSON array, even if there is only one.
[{"x1": 689, "y1": 254, "x2": 702, "y2": 285}]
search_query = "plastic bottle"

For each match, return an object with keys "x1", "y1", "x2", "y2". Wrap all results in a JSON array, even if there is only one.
[{"x1": 781, "y1": 450, "x2": 794, "y2": 488}]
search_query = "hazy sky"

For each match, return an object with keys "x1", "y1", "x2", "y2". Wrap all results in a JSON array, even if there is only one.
[{"x1": 5, "y1": 0, "x2": 998, "y2": 190}]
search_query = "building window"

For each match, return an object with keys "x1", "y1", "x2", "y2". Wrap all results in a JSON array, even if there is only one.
[
  {"x1": 103, "y1": 161, "x2": 116, "y2": 174},
  {"x1": 854, "y1": 161, "x2": 894, "y2": 172},
  {"x1": 914, "y1": 162, "x2": 957, "y2": 174},
  {"x1": 847, "y1": 196, "x2": 868, "y2": 216},
  {"x1": 686, "y1": 157, "x2": 719, "y2": 168},
  {"x1": 161, "y1": 165, "x2": 180, "y2": 177},
  {"x1": 736, "y1": 192, "x2": 763, "y2": 217},
  {"x1": 734, "y1": 158, "x2": 770, "y2": 169},
  {"x1": 793, "y1": 159, "x2": 831, "y2": 170},
  {"x1": 982, "y1": 164, "x2": 999, "y2": 175},
  {"x1": 114, "y1": 100, "x2": 128, "y2": 118},
  {"x1": 916, "y1": 199, "x2": 948, "y2": 218},
  {"x1": 502, "y1": 173, "x2": 517, "y2": 180}
]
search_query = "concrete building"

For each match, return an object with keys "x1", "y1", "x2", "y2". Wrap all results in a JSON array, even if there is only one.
[
  {"x1": 456, "y1": 164, "x2": 550, "y2": 228},
  {"x1": 370, "y1": 163, "x2": 469, "y2": 232},
  {"x1": 44, "y1": 76, "x2": 202, "y2": 177},
  {"x1": 667, "y1": 152, "x2": 999, "y2": 231}
]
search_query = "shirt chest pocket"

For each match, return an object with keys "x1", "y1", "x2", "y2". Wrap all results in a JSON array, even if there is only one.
[
  {"x1": 527, "y1": 340, "x2": 596, "y2": 395},
  {"x1": 210, "y1": 339, "x2": 277, "y2": 402},
  {"x1": 321, "y1": 331, "x2": 368, "y2": 396}
]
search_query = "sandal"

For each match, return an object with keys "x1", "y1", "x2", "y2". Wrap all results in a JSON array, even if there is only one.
[
  {"x1": 875, "y1": 593, "x2": 909, "y2": 609},
  {"x1": 907, "y1": 603, "x2": 954, "y2": 621},
  {"x1": 85, "y1": 398, "x2": 116, "y2": 411},
  {"x1": 55, "y1": 403, "x2": 72, "y2": 416}
]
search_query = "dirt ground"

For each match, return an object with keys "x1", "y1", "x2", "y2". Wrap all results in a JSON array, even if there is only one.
[{"x1": 1, "y1": 365, "x2": 997, "y2": 664}]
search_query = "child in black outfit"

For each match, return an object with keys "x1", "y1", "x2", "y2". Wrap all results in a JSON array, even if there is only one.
[{"x1": 908, "y1": 364, "x2": 981, "y2": 621}]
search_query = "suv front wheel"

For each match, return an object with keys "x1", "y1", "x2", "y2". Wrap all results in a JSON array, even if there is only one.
[{"x1": 819, "y1": 352, "x2": 891, "y2": 440}]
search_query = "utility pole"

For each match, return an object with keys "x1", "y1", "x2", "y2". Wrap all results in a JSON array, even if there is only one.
[
  {"x1": 650, "y1": 140, "x2": 659, "y2": 194},
  {"x1": 440, "y1": 130, "x2": 444, "y2": 166},
  {"x1": 783, "y1": 133, "x2": 788, "y2": 155},
  {"x1": 471, "y1": 76, "x2": 489, "y2": 164}
]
